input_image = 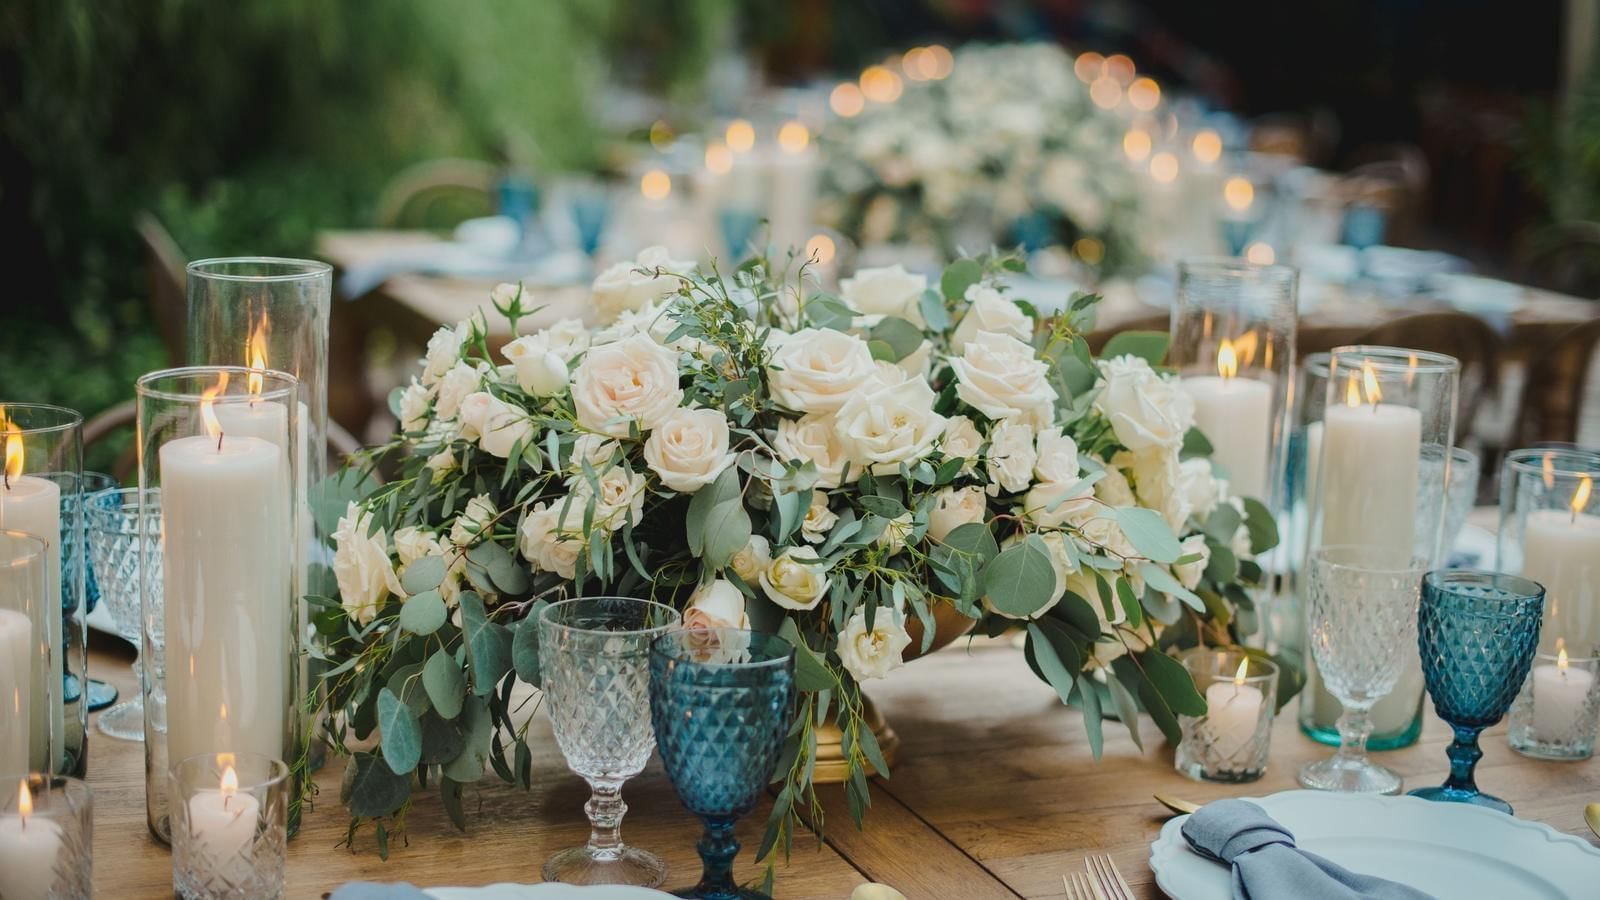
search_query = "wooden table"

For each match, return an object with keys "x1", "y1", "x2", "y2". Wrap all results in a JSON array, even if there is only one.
[{"x1": 85, "y1": 625, "x2": 1600, "y2": 899}]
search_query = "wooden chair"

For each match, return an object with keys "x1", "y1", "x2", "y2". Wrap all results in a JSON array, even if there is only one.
[
  {"x1": 134, "y1": 212, "x2": 188, "y2": 364},
  {"x1": 373, "y1": 159, "x2": 497, "y2": 229},
  {"x1": 1351, "y1": 313, "x2": 1501, "y2": 431},
  {"x1": 1512, "y1": 317, "x2": 1600, "y2": 446}
]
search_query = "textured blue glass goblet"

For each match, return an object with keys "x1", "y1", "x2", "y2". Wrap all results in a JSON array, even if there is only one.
[
  {"x1": 1410, "y1": 570, "x2": 1544, "y2": 814},
  {"x1": 650, "y1": 629, "x2": 795, "y2": 900}
]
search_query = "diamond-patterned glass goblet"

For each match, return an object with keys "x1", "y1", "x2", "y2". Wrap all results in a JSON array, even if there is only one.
[
  {"x1": 86, "y1": 488, "x2": 161, "y2": 741},
  {"x1": 1410, "y1": 570, "x2": 1544, "y2": 814},
  {"x1": 650, "y1": 628, "x2": 795, "y2": 900},
  {"x1": 1297, "y1": 545, "x2": 1427, "y2": 795},
  {"x1": 538, "y1": 597, "x2": 681, "y2": 887}
]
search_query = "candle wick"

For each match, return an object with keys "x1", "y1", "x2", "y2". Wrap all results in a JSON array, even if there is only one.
[{"x1": 217, "y1": 430, "x2": 225, "y2": 453}]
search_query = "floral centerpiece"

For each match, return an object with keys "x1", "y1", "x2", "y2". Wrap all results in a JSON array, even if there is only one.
[
  {"x1": 820, "y1": 43, "x2": 1145, "y2": 275},
  {"x1": 310, "y1": 245, "x2": 1283, "y2": 879}
]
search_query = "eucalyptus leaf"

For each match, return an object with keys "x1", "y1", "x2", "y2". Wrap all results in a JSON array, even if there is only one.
[
  {"x1": 1105, "y1": 670, "x2": 1145, "y2": 750},
  {"x1": 419, "y1": 711, "x2": 465, "y2": 766},
  {"x1": 377, "y1": 687, "x2": 423, "y2": 774},
  {"x1": 940, "y1": 259, "x2": 983, "y2": 300},
  {"x1": 468, "y1": 541, "x2": 530, "y2": 595},
  {"x1": 1075, "y1": 673, "x2": 1104, "y2": 760},
  {"x1": 440, "y1": 776, "x2": 467, "y2": 831},
  {"x1": 1099, "y1": 330, "x2": 1170, "y2": 367},
  {"x1": 867, "y1": 317, "x2": 926, "y2": 363},
  {"x1": 423, "y1": 649, "x2": 466, "y2": 719},
  {"x1": 1108, "y1": 506, "x2": 1181, "y2": 563},
  {"x1": 1025, "y1": 621, "x2": 1080, "y2": 706},
  {"x1": 398, "y1": 590, "x2": 447, "y2": 635},
  {"x1": 1181, "y1": 426, "x2": 1215, "y2": 459},
  {"x1": 1137, "y1": 649, "x2": 1208, "y2": 717},
  {"x1": 512, "y1": 609, "x2": 545, "y2": 687},
  {"x1": 1138, "y1": 562, "x2": 1203, "y2": 613},
  {"x1": 459, "y1": 592, "x2": 512, "y2": 695},
  {"x1": 777, "y1": 619, "x2": 833, "y2": 692},
  {"x1": 344, "y1": 752, "x2": 410, "y2": 818},
  {"x1": 442, "y1": 695, "x2": 493, "y2": 782},
  {"x1": 980, "y1": 536, "x2": 1058, "y2": 618},
  {"x1": 918, "y1": 289, "x2": 951, "y2": 331},
  {"x1": 1240, "y1": 497, "x2": 1280, "y2": 553},
  {"x1": 401, "y1": 556, "x2": 448, "y2": 594}
]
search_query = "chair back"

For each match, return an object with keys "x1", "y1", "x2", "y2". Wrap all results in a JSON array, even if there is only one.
[
  {"x1": 1513, "y1": 317, "x2": 1600, "y2": 446},
  {"x1": 134, "y1": 211, "x2": 187, "y2": 365},
  {"x1": 374, "y1": 159, "x2": 497, "y2": 229}
]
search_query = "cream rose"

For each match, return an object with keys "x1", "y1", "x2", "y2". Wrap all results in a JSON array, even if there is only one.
[
  {"x1": 1023, "y1": 478, "x2": 1096, "y2": 528},
  {"x1": 502, "y1": 337, "x2": 571, "y2": 397},
  {"x1": 450, "y1": 494, "x2": 498, "y2": 546},
  {"x1": 836, "y1": 605, "x2": 913, "y2": 681},
  {"x1": 985, "y1": 420, "x2": 1037, "y2": 494},
  {"x1": 1174, "y1": 534, "x2": 1211, "y2": 590},
  {"x1": 422, "y1": 321, "x2": 469, "y2": 386},
  {"x1": 517, "y1": 499, "x2": 583, "y2": 580},
  {"x1": 473, "y1": 394, "x2": 536, "y2": 460},
  {"x1": 684, "y1": 579, "x2": 751, "y2": 631},
  {"x1": 569, "y1": 433, "x2": 619, "y2": 472},
  {"x1": 759, "y1": 546, "x2": 830, "y2": 611},
  {"x1": 877, "y1": 512, "x2": 915, "y2": 556},
  {"x1": 939, "y1": 415, "x2": 983, "y2": 470},
  {"x1": 929, "y1": 486, "x2": 987, "y2": 541},
  {"x1": 951, "y1": 284, "x2": 1032, "y2": 351},
  {"x1": 1095, "y1": 464, "x2": 1137, "y2": 508},
  {"x1": 1095, "y1": 355, "x2": 1195, "y2": 451},
  {"x1": 950, "y1": 331, "x2": 1056, "y2": 428},
  {"x1": 774, "y1": 412, "x2": 854, "y2": 488},
  {"x1": 643, "y1": 407, "x2": 735, "y2": 493},
  {"x1": 1177, "y1": 457, "x2": 1223, "y2": 523},
  {"x1": 433, "y1": 361, "x2": 482, "y2": 421},
  {"x1": 591, "y1": 245, "x2": 692, "y2": 324},
  {"x1": 331, "y1": 502, "x2": 402, "y2": 626},
  {"x1": 729, "y1": 534, "x2": 771, "y2": 584},
  {"x1": 800, "y1": 490, "x2": 838, "y2": 543},
  {"x1": 1123, "y1": 447, "x2": 1183, "y2": 529},
  {"x1": 398, "y1": 379, "x2": 430, "y2": 433},
  {"x1": 393, "y1": 526, "x2": 442, "y2": 567},
  {"x1": 572, "y1": 333, "x2": 684, "y2": 436},
  {"x1": 840, "y1": 264, "x2": 926, "y2": 327},
  {"x1": 569, "y1": 465, "x2": 647, "y2": 531},
  {"x1": 833, "y1": 377, "x2": 947, "y2": 474},
  {"x1": 1033, "y1": 427, "x2": 1081, "y2": 484},
  {"x1": 768, "y1": 328, "x2": 879, "y2": 415}
]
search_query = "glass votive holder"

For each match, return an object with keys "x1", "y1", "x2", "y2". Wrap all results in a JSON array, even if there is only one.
[
  {"x1": 1509, "y1": 647, "x2": 1600, "y2": 760},
  {"x1": 0, "y1": 773, "x2": 93, "y2": 900},
  {"x1": 1176, "y1": 648, "x2": 1280, "y2": 783},
  {"x1": 170, "y1": 752, "x2": 288, "y2": 900}
]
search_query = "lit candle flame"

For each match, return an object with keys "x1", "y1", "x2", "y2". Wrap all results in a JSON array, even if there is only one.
[
  {"x1": 1573, "y1": 475, "x2": 1592, "y2": 521},
  {"x1": 220, "y1": 763, "x2": 239, "y2": 811},
  {"x1": 246, "y1": 319, "x2": 269, "y2": 397},
  {"x1": 1233, "y1": 658, "x2": 1250, "y2": 686},
  {"x1": 1558, "y1": 645, "x2": 1570, "y2": 674},
  {"x1": 1217, "y1": 340, "x2": 1239, "y2": 379},
  {"x1": 201, "y1": 375, "x2": 226, "y2": 449},
  {"x1": 2, "y1": 412, "x2": 21, "y2": 489},
  {"x1": 1344, "y1": 372, "x2": 1362, "y2": 407},
  {"x1": 1543, "y1": 453, "x2": 1557, "y2": 489},
  {"x1": 17, "y1": 779, "x2": 31, "y2": 819},
  {"x1": 1361, "y1": 360, "x2": 1382, "y2": 407},
  {"x1": 1405, "y1": 352, "x2": 1419, "y2": 389}
]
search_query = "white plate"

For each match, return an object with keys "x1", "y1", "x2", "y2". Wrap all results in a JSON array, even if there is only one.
[
  {"x1": 426, "y1": 885, "x2": 675, "y2": 900},
  {"x1": 1149, "y1": 791, "x2": 1600, "y2": 900}
]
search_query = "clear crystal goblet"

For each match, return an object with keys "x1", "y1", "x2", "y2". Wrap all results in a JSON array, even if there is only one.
[
  {"x1": 86, "y1": 487, "x2": 162, "y2": 742},
  {"x1": 537, "y1": 596, "x2": 681, "y2": 887},
  {"x1": 1298, "y1": 545, "x2": 1427, "y2": 795}
]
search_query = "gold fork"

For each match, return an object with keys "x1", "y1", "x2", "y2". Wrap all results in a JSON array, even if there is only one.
[
  {"x1": 1086, "y1": 853, "x2": 1135, "y2": 900},
  {"x1": 1062, "y1": 871, "x2": 1104, "y2": 900}
]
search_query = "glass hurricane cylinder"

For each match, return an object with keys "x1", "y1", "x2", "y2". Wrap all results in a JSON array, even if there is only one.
[
  {"x1": 0, "y1": 774, "x2": 93, "y2": 900},
  {"x1": 0, "y1": 532, "x2": 52, "y2": 776},
  {"x1": 170, "y1": 752, "x2": 288, "y2": 900},
  {"x1": 137, "y1": 366, "x2": 301, "y2": 844},
  {"x1": 1295, "y1": 347, "x2": 1459, "y2": 751},
  {"x1": 1496, "y1": 446, "x2": 1600, "y2": 657},
  {"x1": 1170, "y1": 258, "x2": 1297, "y2": 649},
  {"x1": 0, "y1": 403, "x2": 87, "y2": 776}
]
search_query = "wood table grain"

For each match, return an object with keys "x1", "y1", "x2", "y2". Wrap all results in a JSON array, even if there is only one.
[{"x1": 83, "y1": 616, "x2": 1600, "y2": 899}]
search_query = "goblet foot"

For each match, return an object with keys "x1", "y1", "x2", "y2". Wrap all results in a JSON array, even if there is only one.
[
  {"x1": 1297, "y1": 755, "x2": 1403, "y2": 795},
  {"x1": 97, "y1": 698, "x2": 144, "y2": 741},
  {"x1": 672, "y1": 888, "x2": 771, "y2": 900},
  {"x1": 542, "y1": 845, "x2": 666, "y2": 887},
  {"x1": 1407, "y1": 785, "x2": 1513, "y2": 815},
  {"x1": 86, "y1": 678, "x2": 118, "y2": 711}
]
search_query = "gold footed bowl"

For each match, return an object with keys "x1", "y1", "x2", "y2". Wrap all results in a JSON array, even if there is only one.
[{"x1": 811, "y1": 602, "x2": 975, "y2": 783}]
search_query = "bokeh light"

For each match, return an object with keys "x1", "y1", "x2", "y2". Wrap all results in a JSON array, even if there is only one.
[
  {"x1": 1128, "y1": 77, "x2": 1161, "y2": 112},
  {"x1": 778, "y1": 121, "x2": 810, "y2": 155},
  {"x1": 1074, "y1": 51, "x2": 1104, "y2": 83},
  {"x1": 861, "y1": 65, "x2": 903, "y2": 103},
  {"x1": 1073, "y1": 237, "x2": 1106, "y2": 265},
  {"x1": 1103, "y1": 54, "x2": 1136, "y2": 85},
  {"x1": 1223, "y1": 177, "x2": 1255, "y2": 211},
  {"x1": 830, "y1": 82, "x2": 865, "y2": 118},
  {"x1": 1150, "y1": 152, "x2": 1180, "y2": 183},
  {"x1": 1089, "y1": 76, "x2": 1123, "y2": 109},
  {"x1": 1123, "y1": 129, "x2": 1152, "y2": 162},
  {"x1": 1245, "y1": 242, "x2": 1276, "y2": 265},
  {"x1": 725, "y1": 119, "x2": 756, "y2": 153},
  {"x1": 1191, "y1": 129, "x2": 1223, "y2": 165},
  {"x1": 704, "y1": 142, "x2": 733, "y2": 175},
  {"x1": 641, "y1": 169, "x2": 671, "y2": 200},
  {"x1": 806, "y1": 233, "x2": 837, "y2": 265}
]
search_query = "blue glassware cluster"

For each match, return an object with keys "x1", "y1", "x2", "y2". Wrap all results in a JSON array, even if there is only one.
[
  {"x1": 1410, "y1": 570, "x2": 1545, "y2": 814},
  {"x1": 649, "y1": 629, "x2": 795, "y2": 900}
]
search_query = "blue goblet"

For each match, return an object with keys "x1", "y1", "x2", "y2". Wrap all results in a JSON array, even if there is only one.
[
  {"x1": 650, "y1": 629, "x2": 795, "y2": 900},
  {"x1": 1410, "y1": 570, "x2": 1544, "y2": 814}
]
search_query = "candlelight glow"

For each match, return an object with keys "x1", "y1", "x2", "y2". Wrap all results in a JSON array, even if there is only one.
[
  {"x1": 17, "y1": 779, "x2": 31, "y2": 818},
  {"x1": 1072, "y1": 237, "x2": 1105, "y2": 265},
  {"x1": 1104, "y1": 54, "x2": 1136, "y2": 85},
  {"x1": 1128, "y1": 77, "x2": 1161, "y2": 111},
  {"x1": 860, "y1": 66, "x2": 903, "y2": 103},
  {"x1": 1217, "y1": 340, "x2": 1239, "y2": 379},
  {"x1": 829, "y1": 83, "x2": 865, "y2": 118},
  {"x1": 1074, "y1": 52, "x2": 1105, "y2": 83},
  {"x1": 924, "y1": 45, "x2": 953, "y2": 80},
  {"x1": 806, "y1": 233, "x2": 836, "y2": 265},
  {"x1": 725, "y1": 120, "x2": 755, "y2": 153},
  {"x1": 1150, "y1": 151, "x2": 1179, "y2": 183},
  {"x1": 640, "y1": 169, "x2": 671, "y2": 201},
  {"x1": 201, "y1": 378, "x2": 225, "y2": 444},
  {"x1": 704, "y1": 142, "x2": 733, "y2": 176},
  {"x1": 1123, "y1": 129, "x2": 1152, "y2": 162},
  {"x1": 220, "y1": 763, "x2": 239, "y2": 810},
  {"x1": 1233, "y1": 658, "x2": 1250, "y2": 686},
  {"x1": 2, "y1": 413, "x2": 20, "y2": 487},
  {"x1": 246, "y1": 319, "x2": 269, "y2": 397},
  {"x1": 1361, "y1": 360, "x2": 1383, "y2": 406},
  {"x1": 1559, "y1": 644, "x2": 1571, "y2": 673},
  {"x1": 903, "y1": 47, "x2": 935, "y2": 81},
  {"x1": 1192, "y1": 129, "x2": 1223, "y2": 164},
  {"x1": 1230, "y1": 330, "x2": 1260, "y2": 366},
  {"x1": 777, "y1": 121, "x2": 810, "y2": 155},
  {"x1": 1224, "y1": 177, "x2": 1254, "y2": 212},
  {"x1": 1345, "y1": 372, "x2": 1362, "y2": 407},
  {"x1": 1244, "y1": 242, "x2": 1276, "y2": 265},
  {"x1": 1574, "y1": 476, "x2": 1593, "y2": 515},
  {"x1": 1543, "y1": 453, "x2": 1557, "y2": 489},
  {"x1": 1089, "y1": 75, "x2": 1123, "y2": 109}
]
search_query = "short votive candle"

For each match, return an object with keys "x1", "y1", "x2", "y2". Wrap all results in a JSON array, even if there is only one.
[
  {"x1": 1509, "y1": 647, "x2": 1600, "y2": 760},
  {"x1": 170, "y1": 752, "x2": 288, "y2": 900},
  {"x1": 1176, "y1": 648, "x2": 1279, "y2": 783},
  {"x1": 0, "y1": 774, "x2": 92, "y2": 900}
]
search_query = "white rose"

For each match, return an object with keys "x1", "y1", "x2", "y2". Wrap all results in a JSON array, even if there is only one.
[
  {"x1": 836, "y1": 604, "x2": 913, "y2": 681},
  {"x1": 398, "y1": 379, "x2": 430, "y2": 433},
  {"x1": 1024, "y1": 478, "x2": 1096, "y2": 528},
  {"x1": 425, "y1": 444, "x2": 456, "y2": 476},
  {"x1": 572, "y1": 333, "x2": 684, "y2": 436},
  {"x1": 952, "y1": 285, "x2": 1032, "y2": 352},
  {"x1": 1095, "y1": 356, "x2": 1195, "y2": 451},
  {"x1": 759, "y1": 546, "x2": 830, "y2": 611},
  {"x1": 939, "y1": 415, "x2": 983, "y2": 467},
  {"x1": 934, "y1": 484, "x2": 989, "y2": 541},
  {"x1": 1123, "y1": 447, "x2": 1184, "y2": 530},
  {"x1": 570, "y1": 465, "x2": 647, "y2": 531},
  {"x1": 468, "y1": 393, "x2": 536, "y2": 460},
  {"x1": 1033, "y1": 427, "x2": 1081, "y2": 484},
  {"x1": 877, "y1": 512, "x2": 914, "y2": 556},
  {"x1": 536, "y1": 318, "x2": 591, "y2": 361},
  {"x1": 422, "y1": 321, "x2": 469, "y2": 386},
  {"x1": 1175, "y1": 535, "x2": 1211, "y2": 590},
  {"x1": 1177, "y1": 458, "x2": 1222, "y2": 523},
  {"x1": 950, "y1": 331, "x2": 1056, "y2": 428},
  {"x1": 434, "y1": 362, "x2": 483, "y2": 421},
  {"x1": 1095, "y1": 464, "x2": 1137, "y2": 508},
  {"x1": 851, "y1": 885, "x2": 908, "y2": 900},
  {"x1": 450, "y1": 494, "x2": 498, "y2": 546},
  {"x1": 518, "y1": 499, "x2": 583, "y2": 580},
  {"x1": 393, "y1": 526, "x2": 442, "y2": 567},
  {"x1": 569, "y1": 433, "x2": 619, "y2": 472},
  {"x1": 800, "y1": 490, "x2": 838, "y2": 543},
  {"x1": 592, "y1": 245, "x2": 692, "y2": 324},
  {"x1": 643, "y1": 407, "x2": 735, "y2": 493},
  {"x1": 834, "y1": 377, "x2": 947, "y2": 474},
  {"x1": 840, "y1": 264, "x2": 926, "y2": 327},
  {"x1": 684, "y1": 579, "x2": 751, "y2": 631},
  {"x1": 331, "y1": 502, "x2": 402, "y2": 626},
  {"x1": 501, "y1": 337, "x2": 571, "y2": 397},
  {"x1": 490, "y1": 282, "x2": 523, "y2": 308},
  {"x1": 986, "y1": 420, "x2": 1037, "y2": 494},
  {"x1": 768, "y1": 328, "x2": 879, "y2": 415},
  {"x1": 774, "y1": 412, "x2": 855, "y2": 488},
  {"x1": 729, "y1": 534, "x2": 771, "y2": 584},
  {"x1": 896, "y1": 340, "x2": 933, "y2": 380}
]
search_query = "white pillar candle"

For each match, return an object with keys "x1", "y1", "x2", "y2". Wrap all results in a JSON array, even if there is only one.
[
  {"x1": 0, "y1": 467, "x2": 60, "y2": 772},
  {"x1": 1318, "y1": 401, "x2": 1420, "y2": 551},
  {"x1": 185, "y1": 767, "x2": 260, "y2": 868},
  {"x1": 1522, "y1": 508, "x2": 1600, "y2": 654},
  {"x1": 1204, "y1": 662, "x2": 1263, "y2": 758},
  {"x1": 0, "y1": 610, "x2": 34, "y2": 776},
  {"x1": 1531, "y1": 649, "x2": 1596, "y2": 742},
  {"x1": 161, "y1": 429, "x2": 289, "y2": 766},
  {"x1": 0, "y1": 783, "x2": 63, "y2": 900},
  {"x1": 767, "y1": 130, "x2": 819, "y2": 255},
  {"x1": 1182, "y1": 348, "x2": 1273, "y2": 501}
]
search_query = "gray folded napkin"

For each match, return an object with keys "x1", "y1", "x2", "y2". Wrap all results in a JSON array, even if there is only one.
[
  {"x1": 328, "y1": 882, "x2": 433, "y2": 900},
  {"x1": 1181, "y1": 799, "x2": 1436, "y2": 900}
]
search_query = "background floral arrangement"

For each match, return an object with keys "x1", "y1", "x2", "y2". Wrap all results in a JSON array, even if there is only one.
[
  {"x1": 819, "y1": 43, "x2": 1146, "y2": 276},
  {"x1": 309, "y1": 244, "x2": 1285, "y2": 877}
]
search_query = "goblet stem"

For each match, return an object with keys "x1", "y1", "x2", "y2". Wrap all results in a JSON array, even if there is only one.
[
  {"x1": 584, "y1": 782, "x2": 628, "y2": 859},
  {"x1": 1442, "y1": 725, "x2": 1485, "y2": 796},
  {"x1": 1334, "y1": 702, "x2": 1375, "y2": 766},
  {"x1": 689, "y1": 817, "x2": 741, "y2": 898}
]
